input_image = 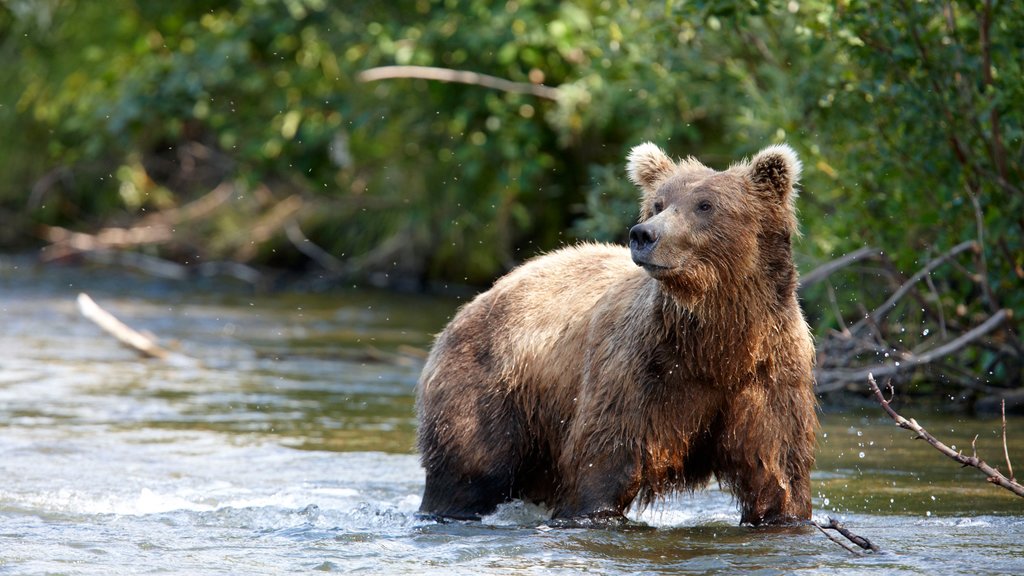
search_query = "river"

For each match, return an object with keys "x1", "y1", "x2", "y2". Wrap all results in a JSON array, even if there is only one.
[{"x1": 1, "y1": 257, "x2": 1021, "y2": 574}]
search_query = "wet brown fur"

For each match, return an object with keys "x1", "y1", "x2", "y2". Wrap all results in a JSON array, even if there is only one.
[{"x1": 416, "y1": 143, "x2": 817, "y2": 526}]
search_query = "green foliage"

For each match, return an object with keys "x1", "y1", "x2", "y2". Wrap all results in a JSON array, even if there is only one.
[
  {"x1": 814, "y1": 0, "x2": 1024, "y2": 313},
  {"x1": 1, "y1": 1, "x2": 1021, "y2": 340}
]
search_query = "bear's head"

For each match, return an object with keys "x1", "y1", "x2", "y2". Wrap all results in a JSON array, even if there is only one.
[{"x1": 625, "y1": 142, "x2": 802, "y2": 303}]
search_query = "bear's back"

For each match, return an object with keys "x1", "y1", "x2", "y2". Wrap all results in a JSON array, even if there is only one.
[{"x1": 421, "y1": 243, "x2": 644, "y2": 397}]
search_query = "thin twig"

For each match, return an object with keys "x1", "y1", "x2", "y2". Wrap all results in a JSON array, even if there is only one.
[
  {"x1": 965, "y1": 187, "x2": 1000, "y2": 315},
  {"x1": 868, "y1": 374, "x2": 1024, "y2": 497},
  {"x1": 357, "y1": 65, "x2": 562, "y2": 100},
  {"x1": 922, "y1": 270, "x2": 948, "y2": 340},
  {"x1": 826, "y1": 281, "x2": 850, "y2": 335},
  {"x1": 1003, "y1": 399, "x2": 1015, "y2": 482}
]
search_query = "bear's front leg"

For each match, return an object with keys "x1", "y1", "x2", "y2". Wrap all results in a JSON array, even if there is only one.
[{"x1": 714, "y1": 382, "x2": 817, "y2": 526}]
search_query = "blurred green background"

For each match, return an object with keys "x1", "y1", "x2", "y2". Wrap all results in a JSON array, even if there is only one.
[{"x1": 1, "y1": 0, "x2": 1021, "y2": 392}]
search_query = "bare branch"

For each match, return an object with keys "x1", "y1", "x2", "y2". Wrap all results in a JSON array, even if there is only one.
[
  {"x1": 40, "y1": 182, "x2": 236, "y2": 262},
  {"x1": 922, "y1": 271, "x2": 948, "y2": 339},
  {"x1": 1004, "y1": 399, "x2": 1015, "y2": 482},
  {"x1": 285, "y1": 220, "x2": 346, "y2": 274},
  {"x1": 139, "y1": 181, "x2": 234, "y2": 227},
  {"x1": 358, "y1": 65, "x2": 562, "y2": 100},
  {"x1": 816, "y1": 309, "x2": 1010, "y2": 391},
  {"x1": 965, "y1": 188, "x2": 1001, "y2": 315},
  {"x1": 853, "y1": 240, "x2": 976, "y2": 331},
  {"x1": 812, "y1": 520, "x2": 862, "y2": 555},
  {"x1": 799, "y1": 246, "x2": 877, "y2": 291},
  {"x1": 825, "y1": 281, "x2": 849, "y2": 335},
  {"x1": 827, "y1": 517, "x2": 880, "y2": 552},
  {"x1": 233, "y1": 194, "x2": 303, "y2": 261},
  {"x1": 78, "y1": 293, "x2": 169, "y2": 360},
  {"x1": 812, "y1": 517, "x2": 880, "y2": 554},
  {"x1": 42, "y1": 223, "x2": 174, "y2": 252},
  {"x1": 868, "y1": 374, "x2": 1024, "y2": 497}
]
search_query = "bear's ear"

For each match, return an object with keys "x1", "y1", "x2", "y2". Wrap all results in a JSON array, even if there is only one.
[
  {"x1": 626, "y1": 142, "x2": 675, "y2": 193},
  {"x1": 749, "y1": 143, "x2": 802, "y2": 201}
]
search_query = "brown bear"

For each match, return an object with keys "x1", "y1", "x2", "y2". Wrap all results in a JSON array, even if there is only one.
[{"x1": 416, "y1": 142, "x2": 817, "y2": 526}]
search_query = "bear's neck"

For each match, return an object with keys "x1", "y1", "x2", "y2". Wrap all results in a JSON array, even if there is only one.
[{"x1": 656, "y1": 269, "x2": 796, "y2": 382}]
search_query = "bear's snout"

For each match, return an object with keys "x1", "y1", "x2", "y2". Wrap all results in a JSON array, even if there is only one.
[{"x1": 629, "y1": 222, "x2": 659, "y2": 266}]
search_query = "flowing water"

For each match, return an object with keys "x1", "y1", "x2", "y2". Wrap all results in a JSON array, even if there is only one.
[{"x1": 1, "y1": 258, "x2": 1021, "y2": 575}]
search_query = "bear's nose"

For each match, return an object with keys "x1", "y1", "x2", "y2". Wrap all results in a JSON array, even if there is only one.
[{"x1": 629, "y1": 223, "x2": 659, "y2": 261}]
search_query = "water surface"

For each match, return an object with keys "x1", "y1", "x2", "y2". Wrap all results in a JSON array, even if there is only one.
[{"x1": 1, "y1": 259, "x2": 1021, "y2": 574}]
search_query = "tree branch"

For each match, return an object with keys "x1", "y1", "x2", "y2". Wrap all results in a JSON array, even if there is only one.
[
  {"x1": 799, "y1": 246, "x2": 878, "y2": 291},
  {"x1": 812, "y1": 520, "x2": 862, "y2": 555},
  {"x1": 284, "y1": 220, "x2": 346, "y2": 274},
  {"x1": 358, "y1": 65, "x2": 562, "y2": 100},
  {"x1": 1003, "y1": 399, "x2": 1016, "y2": 482},
  {"x1": 868, "y1": 374, "x2": 1024, "y2": 497},
  {"x1": 817, "y1": 309, "x2": 1010, "y2": 391},
  {"x1": 78, "y1": 293, "x2": 169, "y2": 360},
  {"x1": 812, "y1": 516, "x2": 879, "y2": 554},
  {"x1": 853, "y1": 240, "x2": 977, "y2": 330}
]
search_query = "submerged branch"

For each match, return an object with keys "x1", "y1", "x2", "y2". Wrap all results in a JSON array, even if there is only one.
[
  {"x1": 812, "y1": 520, "x2": 862, "y2": 555},
  {"x1": 812, "y1": 517, "x2": 880, "y2": 554},
  {"x1": 868, "y1": 374, "x2": 1024, "y2": 497}
]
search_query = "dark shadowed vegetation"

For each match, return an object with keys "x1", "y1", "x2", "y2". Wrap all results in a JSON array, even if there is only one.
[{"x1": 1, "y1": 0, "x2": 1021, "y2": 403}]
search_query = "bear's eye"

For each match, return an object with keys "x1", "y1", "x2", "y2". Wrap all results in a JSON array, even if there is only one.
[
  {"x1": 652, "y1": 199, "x2": 665, "y2": 214},
  {"x1": 696, "y1": 200, "x2": 713, "y2": 213}
]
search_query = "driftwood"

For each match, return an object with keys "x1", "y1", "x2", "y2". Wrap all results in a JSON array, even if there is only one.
[
  {"x1": 77, "y1": 293, "x2": 196, "y2": 367},
  {"x1": 868, "y1": 374, "x2": 1024, "y2": 497},
  {"x1": 37, "y1": 181, "x2": 314, "y2": 285},
  {"x1": 812, "y1": 516, "x2": 880, "y2": 555},
  {"x1": 808, "y1": 242, "x2": 1018, "y2": 398},
  {"x1": 357, "y1": 65, "x2": 562, "y2": 100},
  {"x1": 817, "y1": 309, "x2": 1011, "y2": 392},
  {"x1": 78, "y1": 293, "x2": 168, "y2": 359},
  {"x1": 41, "y1": 182, "x2": 235, "y2": 262},
  {"x1": 853, "y1": 240, "x2": 977, "y2": 332}
]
